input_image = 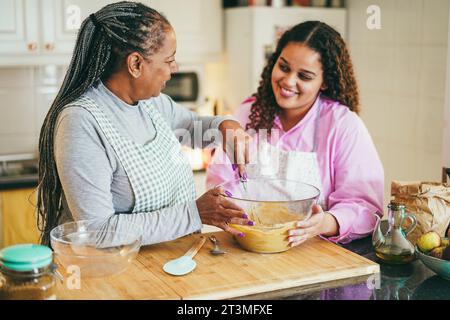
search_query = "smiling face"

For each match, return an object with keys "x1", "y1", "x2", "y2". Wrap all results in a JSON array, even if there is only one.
[
  {"x1": 271, "y1": 43, "x2": 325, "y2": 116},
  {"x1": 139, "y1": 28, "x2": 178, "y2": 98}
]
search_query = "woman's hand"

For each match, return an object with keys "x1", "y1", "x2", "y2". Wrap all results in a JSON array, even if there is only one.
[
  {"x1": 218, "y1": 120, "x2": 252, "y2": 177},
  {"x1": 287, "y1": 204, "x2": 339, "y2": 247},
  {"x1": 196, "y1": 187, "x2": 254, "y2": 237}
]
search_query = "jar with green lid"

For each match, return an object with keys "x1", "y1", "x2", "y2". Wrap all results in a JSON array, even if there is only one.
[{"x1": 0, "y1": 244, "x2": 57, "y2": 300}]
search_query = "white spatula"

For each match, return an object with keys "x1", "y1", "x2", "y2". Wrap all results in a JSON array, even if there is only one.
[{"x1": 163, "y1": 236, "x2": 206, "y2": 276}]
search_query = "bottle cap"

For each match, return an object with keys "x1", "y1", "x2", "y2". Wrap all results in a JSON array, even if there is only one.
[
  {"x1": 0, "y1": 244, "x2": 52, "y2": 272},
  {"x1": 388, "y1": 201, "x2": 406, "y2": 211}
]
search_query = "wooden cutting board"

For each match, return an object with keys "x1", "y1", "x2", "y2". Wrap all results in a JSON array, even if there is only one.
[{"x1": 57, "y1": 232, "x2": 379, "y2": 300}]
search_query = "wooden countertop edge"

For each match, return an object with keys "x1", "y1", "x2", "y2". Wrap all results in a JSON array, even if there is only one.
[{"x1": 176, "y1": 264, "x2": 380, "y2": 300}]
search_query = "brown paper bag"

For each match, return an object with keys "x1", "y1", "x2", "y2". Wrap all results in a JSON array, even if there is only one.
[{"x1": 391, "y1": 181, "x2": 450, "y2": 245}]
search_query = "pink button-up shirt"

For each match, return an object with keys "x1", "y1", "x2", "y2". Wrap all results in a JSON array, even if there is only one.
[{"x1": 206, "y1": 95, "x2": 385, "y2": 244}]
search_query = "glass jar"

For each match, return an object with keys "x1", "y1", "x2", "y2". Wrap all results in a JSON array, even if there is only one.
[
  {"x1": 372, "y1": 201, "x2": 417, "y2": 264},
  {"x1": 0, "y1": 244, "x2": 57, "y2": 300}
]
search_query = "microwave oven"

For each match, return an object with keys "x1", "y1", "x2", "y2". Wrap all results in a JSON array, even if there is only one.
[
  {"x1": 162, "y1": 72, "x2": 198, "y2": 102},
  {"x1": 161, "y1": 65, "x2": 210, "y2": 171},
  {"x1": 162, "y1": 65, "x2": 204, "y2": 110}
]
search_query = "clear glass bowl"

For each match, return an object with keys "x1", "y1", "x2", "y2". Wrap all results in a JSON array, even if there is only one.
[
  {"x1": 218, "y1": 178, "x2": 320, "y2": 253},
  {"x1": 50, "y1": 220, "x2": 143, "y2": 278}
]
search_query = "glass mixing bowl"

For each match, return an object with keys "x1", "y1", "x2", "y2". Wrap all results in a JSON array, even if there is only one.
[
  {"x1": 219, "y1": 178, "x2": 320, "y2": 253},
  {"x1": 50, "y1": 220, "x2": 143, "y2": 278}
]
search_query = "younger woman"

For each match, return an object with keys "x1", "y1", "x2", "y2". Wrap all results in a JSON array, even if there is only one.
[{"x1": 206, "y1": 21, "x2": 384, "y2": 245}]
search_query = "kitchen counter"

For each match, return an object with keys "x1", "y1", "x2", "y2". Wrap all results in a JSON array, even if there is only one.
[
  {"x1": 0, "y1": 155, "x2": 38, "y2": 190},
  {"x1": 0, "y1": 168, "x2": 202, "y2": 191},
  {"x1": 0, "y1": 174, "x2": 38, "y2": 190},
  {"x1": 0, "y1": 167, "x2": 203, "y2": 191},
  {"x1": 287, "y1": 235, "x2": 450, "y2": 300}
]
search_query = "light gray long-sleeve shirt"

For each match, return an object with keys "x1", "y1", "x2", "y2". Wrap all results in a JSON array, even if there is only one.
[{"x1": 54, "y1": 81, "x2": 233, "y2": 245}]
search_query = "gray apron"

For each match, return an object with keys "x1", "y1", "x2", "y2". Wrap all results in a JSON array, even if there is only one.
[{"x1": 67, "y1": 96, "x2": 196, "y2": 213}]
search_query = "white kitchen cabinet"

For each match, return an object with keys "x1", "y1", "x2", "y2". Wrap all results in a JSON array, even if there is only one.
[
  {"x1": 40, "y1": 0, "x2": 113, "y2": 56},
  {"x1": 0, "y1": 0, "x2": 110, "y2": 65},
  {"x1": 0, "y1": 0, "x2": 39, "y2": 56},
  {"x1": 151, "y1": 0, "x2": 223, "y2": 62},
  {"x1": 0, "y1": 0, "x2": 222, "y2": 66},
  {"x1": 224, "y1": 7, "x2": 347, "y2": 113}
]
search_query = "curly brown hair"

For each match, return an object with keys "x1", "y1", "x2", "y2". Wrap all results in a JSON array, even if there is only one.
[{"x1": 247, "y1": 21, "x2": 360, "y2": 132}]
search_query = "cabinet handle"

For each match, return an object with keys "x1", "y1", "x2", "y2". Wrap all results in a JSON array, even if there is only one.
[
  {"x1": 45, "y1": 43, "x2": 55, "y2": 51},
  {"x1": 27, "y1": 42, "x2": 38, "y2": 51}
]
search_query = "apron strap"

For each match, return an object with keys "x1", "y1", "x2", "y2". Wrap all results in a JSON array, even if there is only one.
[{"x1": 312, "y1": 101, "x2": 321, "y2": 153}]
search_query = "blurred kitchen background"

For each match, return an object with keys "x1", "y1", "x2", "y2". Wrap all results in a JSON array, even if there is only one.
[{"x1": 0, "y1": 0, "x2": 449, "y2": 247}]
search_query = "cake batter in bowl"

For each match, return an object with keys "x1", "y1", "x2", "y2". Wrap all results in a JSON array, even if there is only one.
[{"x1": 219, "y1": 178, "x2": 320, "y2": 253}]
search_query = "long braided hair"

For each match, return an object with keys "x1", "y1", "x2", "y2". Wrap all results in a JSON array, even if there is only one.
[
  {"x1": 37, "y1": 1, "x2": 171, "y2": 246},
  {"x1": 247, "y1": 21, "x2": 360, "y2": 132}
]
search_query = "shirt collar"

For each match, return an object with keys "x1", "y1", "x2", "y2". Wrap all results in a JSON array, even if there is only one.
[
  {"x1": 273, "y1": 94, "x2": 321, "y2": 133},
  {"x1": 97, "y1": 81, "x2": 144, "y2": 109}
]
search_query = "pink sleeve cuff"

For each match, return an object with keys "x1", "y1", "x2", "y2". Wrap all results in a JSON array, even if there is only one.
[
  {"x1": 321, "y1": 209, "x2": 353, "y2": 244},
  {"x1": 320, "y1": 208, "x2": 380, "y2": 244}
]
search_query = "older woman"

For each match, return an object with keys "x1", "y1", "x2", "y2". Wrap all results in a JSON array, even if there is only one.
[{"x1": 37, "y1": 1, "x2": 252, "y2": 246}]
